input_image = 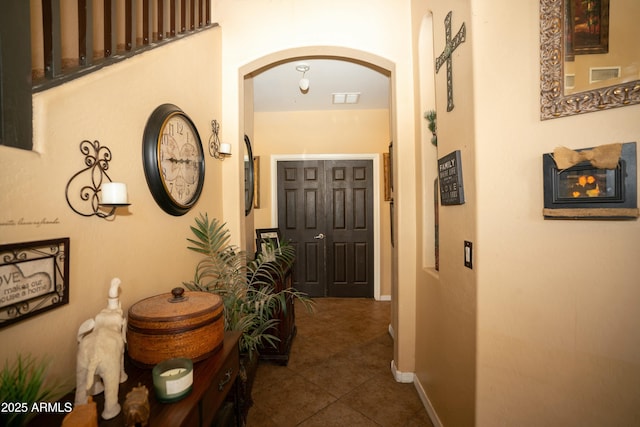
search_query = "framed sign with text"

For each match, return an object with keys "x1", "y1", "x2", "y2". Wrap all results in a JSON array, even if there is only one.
[
  {"x1": 0, "y1": 238, "x2": 69, "y2": 329},
  {"x1": 438, "y1": 150, "x2": 465, "y2": 205}
]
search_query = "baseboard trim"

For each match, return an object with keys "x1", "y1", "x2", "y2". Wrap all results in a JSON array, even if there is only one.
[
  {"x1": 378, "y1": 294, "x2": 391, "y2": 301},
  {"x1": 388, "y1": 331, "x2": 442, "y2": 426},
  {"x1": 413, "y1": 377, "x2": 443, "y2": 427},
  {"x1": 390, "y1": 359, "x2": 414, "y2": 383}
]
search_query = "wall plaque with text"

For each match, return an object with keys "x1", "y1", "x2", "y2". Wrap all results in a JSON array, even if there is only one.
[
  {"x1": 438, "y1": 150, "x2": 465, "y2": 205},
  {"x1": 0, "y1": 238, "x2": 69, "y2": 328}
]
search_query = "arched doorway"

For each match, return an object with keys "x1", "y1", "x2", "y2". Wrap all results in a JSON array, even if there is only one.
[{"x1": 239, "y1": 48, "x2": 395, "y2": 301}]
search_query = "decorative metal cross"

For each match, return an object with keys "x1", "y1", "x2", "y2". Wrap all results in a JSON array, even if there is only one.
[{"x1": 435, "y1": 11, "x2": 466, "y2": 112}]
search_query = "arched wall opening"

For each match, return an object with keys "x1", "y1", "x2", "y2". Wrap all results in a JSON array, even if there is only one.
[
  {"x1": 239, "y1": 46, "x2": 395, "y2": 82},
  {"x1": 418, "y1": 13, "x2": 439, "y2": 271},
  {"x1": 237, "y1": 46, "x2": 396, "y2": 302}
]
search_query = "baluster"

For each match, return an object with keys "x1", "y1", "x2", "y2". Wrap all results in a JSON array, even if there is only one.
[
  {"x1": 104, "y1": 0, "x2": 116, "y2": 57},
  {"x1": 125, "y1": 0, "x2": 136, "y2": 51},
  {"x1": 190, "y1": 0, "x2": 195, "y2": 30},
  {"x1": 180, "y1": 0, "x2": 186, "y2": 33},
  {"x1": 78, "y1": 0, "x2": 93, "y2": 66},
  {"x1": 170, "y1": 0, "x2": 176, "y2": 37},
  {"x1": 157, "y1": 0, "x2": 164, "y2": 40},
  {"x1": 42, "y1": 0, "x2": 62, "y2": 78},
  {"x1": 143, "y1": 0, "x2": 150, "y2": 45}
]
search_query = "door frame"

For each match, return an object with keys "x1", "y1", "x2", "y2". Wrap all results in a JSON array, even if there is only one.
[{"x1": 270, "y1": 154, "x2": 382, "y2": 300}]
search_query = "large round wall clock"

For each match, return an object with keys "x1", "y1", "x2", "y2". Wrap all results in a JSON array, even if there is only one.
[{"x1": 142, "y1": 104, "x2": 205, "y2": 216}]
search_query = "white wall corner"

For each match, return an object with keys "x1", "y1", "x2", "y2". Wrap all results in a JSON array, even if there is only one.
[
  {"x1": 414, "y1": 378, "x2": 443, "y2": 427},
  {"x1": 390, "y1": 359, "x2": 414, "y2": 383}
]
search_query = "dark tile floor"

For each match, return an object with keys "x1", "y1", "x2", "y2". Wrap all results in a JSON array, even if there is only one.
[{"x1": 246, "y1": 298, "x2": 434, "y2": 427}]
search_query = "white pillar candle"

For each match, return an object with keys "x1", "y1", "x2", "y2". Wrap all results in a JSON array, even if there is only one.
[
  {"x1": 160, "y1": 368, "x2": 187, "y2": 377},
  {"x1": 101, "y1": 182, "x2": 128, "y2": 204},
  {"x1": 219, "y1": 143, "x2": 231, "y2": 155}
]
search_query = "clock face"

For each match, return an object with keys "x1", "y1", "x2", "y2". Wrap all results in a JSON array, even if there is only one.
[
  {"x1": 159, "y1": 113, "x2": 203, "y2": 207},
  {"x1": 143, "y1": 104, "x2": 205, "y2": 216}
]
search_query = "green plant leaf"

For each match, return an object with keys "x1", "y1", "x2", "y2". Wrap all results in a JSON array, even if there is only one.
[
  {"x1": 0, "y1": 354, "x2": 66, "y2": 427},
  {"x1": 184, "y1": 213, "x2": 314, "y2": 355}
]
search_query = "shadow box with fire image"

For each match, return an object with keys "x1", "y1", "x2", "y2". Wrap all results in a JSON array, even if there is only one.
[{"x1": 543, "y1": 142, "x2": 638, "y2": 219}]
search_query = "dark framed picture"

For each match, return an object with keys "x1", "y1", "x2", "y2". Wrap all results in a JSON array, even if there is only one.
[
  {"x1": 388, "y1": 141, "x2": 394, "y2": 193},
  {"x1": 434, "y1": 179, "x2": 439, "y2": 271},
  {"x1": 543, "y1": 142, "x2": 638, "y2": 219},
  {"x1": 383, "y1": 153, "x2": 391, "y2": 201},
  {"x1": 256, "y1": 228, "x2": 281, "y2": 254},
  {"x1": 0, "y1": 238, "x2": 70, "y2": 329},
  {"x1": 253, "y1": 156, "x2": 261, "y2": 209},
  {"x1": 390, "y1": 198, "x2": 395, "y2": 248},
  {"x1": 438, "y1": 150, "x2": 465, "y2": 205},
  {"x1": 566, "y1": 0, "x2": 609, "y2": 55}
]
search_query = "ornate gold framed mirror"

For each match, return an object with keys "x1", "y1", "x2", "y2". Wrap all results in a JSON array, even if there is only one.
[{"x1": 540, "y1": 0, "x2": 639, "y2": 120}]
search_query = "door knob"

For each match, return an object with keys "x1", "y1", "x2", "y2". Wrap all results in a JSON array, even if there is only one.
[{"x1": 313, "y1": 233, "x2": 325, "y2": 240}]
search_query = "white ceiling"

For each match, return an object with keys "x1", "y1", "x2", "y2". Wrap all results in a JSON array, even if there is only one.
[{"x1": 250, "y1": 58, "x2": 391, "y2": 112}]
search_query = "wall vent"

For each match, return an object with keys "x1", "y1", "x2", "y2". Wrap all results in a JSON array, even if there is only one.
[
  {"x1": 590, "y1": 67, "x2": 621, "y2": 84},
  {"x1": 565, "y1": 74, "x2": 575, "y2": 89},
  {"x1": 332, "y1": 92, "x2": 361, "y2": 104}
]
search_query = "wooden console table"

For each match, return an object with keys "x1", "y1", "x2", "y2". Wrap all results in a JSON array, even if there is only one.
[{"x1": 30, "y1": 331, "x2": 241, "y2": 427}]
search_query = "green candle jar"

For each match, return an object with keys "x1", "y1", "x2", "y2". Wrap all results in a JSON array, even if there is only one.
[{"x1": 152, "y1": 358, "x2": 193, "y2": 402}]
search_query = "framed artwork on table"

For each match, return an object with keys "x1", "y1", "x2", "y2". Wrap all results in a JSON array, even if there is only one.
[{"x1": 256, "y1": 228, "x2": 281, "y2": 254}]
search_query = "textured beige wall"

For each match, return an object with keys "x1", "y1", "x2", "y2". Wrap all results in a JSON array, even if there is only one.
[
  {"x1": 412, "y1": 0, "x2": 640, "y2": 425},
  {"x1": 214, "y1": 0, "x2": 418, "y2": 373},
  {"x1": 412, "y1": 1, "x2": 477, "y2": 425},
  {"x1": 0, "y1": 28, "x2": 223, "y2": 387},
  {"x1": 6, "y1": 1, "x2": 638, "y2": 424},
  {"x1": 473, "y1": 1, "x2": 640, "y2": 425}
]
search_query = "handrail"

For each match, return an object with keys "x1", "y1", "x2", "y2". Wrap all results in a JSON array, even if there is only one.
[{"x1": 33, "y1": 0, "x2": 214, "y2": 93}]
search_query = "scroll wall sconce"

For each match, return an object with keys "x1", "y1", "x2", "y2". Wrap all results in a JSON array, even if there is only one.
[
  {"x1": 65, "y1": 139, "x2": 130, "y2": 219},
  {"x1": 208, "y1": 120, "x2": 231, "y2": 160}
]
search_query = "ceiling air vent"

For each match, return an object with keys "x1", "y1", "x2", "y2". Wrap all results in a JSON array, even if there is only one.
[
  {"x1": 590, "y1": 67, "x2": 620, "y2": 84},
  {"x1": 332, "y1": 92, "x2": 360, "y2": 104}
]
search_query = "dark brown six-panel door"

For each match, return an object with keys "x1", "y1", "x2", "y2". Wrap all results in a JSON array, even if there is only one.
[{"x1": 277, "y1": 159, "x2": 374, "y2": 298}]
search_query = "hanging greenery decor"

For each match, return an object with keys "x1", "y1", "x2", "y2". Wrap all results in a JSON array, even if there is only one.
[{"x1": 424, "y1": 110, "x2": 437, "y2": 146}]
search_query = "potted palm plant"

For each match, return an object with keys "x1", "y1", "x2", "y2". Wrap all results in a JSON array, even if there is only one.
[
  {"x1": 0, "y1": 354, "x2": 65, "y2": 427},
  {"x1": 183, "y1": 213, "x2": 313, "y2": 423}
]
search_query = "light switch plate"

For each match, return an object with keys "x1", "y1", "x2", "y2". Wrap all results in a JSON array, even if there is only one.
[{"x1": 464, "y1": 241, "x2": 473, "y2": 269}]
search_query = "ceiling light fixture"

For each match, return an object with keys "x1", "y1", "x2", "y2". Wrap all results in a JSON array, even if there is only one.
[{"x1": 296, "y1": 63, "x2": 310, "y2": 92}]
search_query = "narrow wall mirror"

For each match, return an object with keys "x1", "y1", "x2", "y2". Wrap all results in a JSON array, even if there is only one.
[
  {"x1": 244, "y1": 135, "x2": 255, "y2": 216},
  {"x1": 540, "y1": 0, "x2": 639, "y2": 120}
]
